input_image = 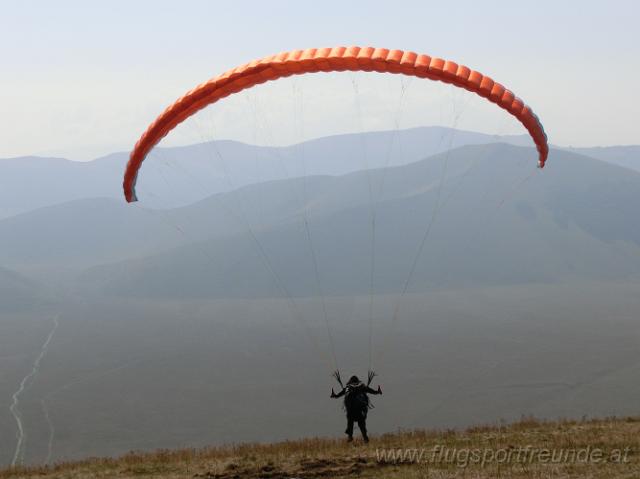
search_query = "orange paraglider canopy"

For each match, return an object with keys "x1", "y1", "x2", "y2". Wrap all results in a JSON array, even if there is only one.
[{"x1": 123, "y1": 46, "x2": 548, "y2": 202}]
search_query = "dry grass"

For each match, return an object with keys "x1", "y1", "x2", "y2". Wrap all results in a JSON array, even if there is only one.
[{"x1": 2, "y1": 416, "x2": 638, "y2": 478}]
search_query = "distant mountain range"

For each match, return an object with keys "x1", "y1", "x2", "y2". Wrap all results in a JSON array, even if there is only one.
[
  {"x1": 1, "y1": 127, "x2": 637, "y2": 218},
  {"x1": 2, "y1": 136, "x2": 639, "y2": 301},
  {"x1": 77, "y1": 144, "x2": 640, "y2": 299}
]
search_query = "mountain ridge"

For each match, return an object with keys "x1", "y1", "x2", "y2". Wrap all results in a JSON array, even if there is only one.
[{"x1": 2, "y1": 127, "x2": 637, "y2": 219}]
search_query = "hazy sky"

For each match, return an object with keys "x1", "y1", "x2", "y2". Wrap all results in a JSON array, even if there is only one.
[{"x1": 1, "y1": 0, "x2": 638, "y2": 160}]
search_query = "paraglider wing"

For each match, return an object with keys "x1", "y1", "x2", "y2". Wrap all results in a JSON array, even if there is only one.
[{"x1": 123, "y1": 46, "x2": 548, "y2": 202}]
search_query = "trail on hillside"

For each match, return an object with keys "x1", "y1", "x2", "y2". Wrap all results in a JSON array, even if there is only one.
[{"x1": 10, "y1": 315, "x2": 59, "y2": 466}]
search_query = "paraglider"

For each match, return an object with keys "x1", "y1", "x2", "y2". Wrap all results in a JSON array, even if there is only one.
[
  {"x1": 122, "y1": 47, "x2": 549, "y2": 442},
  {"x1": 123, "y1": 46, "x2": 548, "y2": 202},
  {"x1": 331, "y1": 370, "x2": 382, "y2": 443}
]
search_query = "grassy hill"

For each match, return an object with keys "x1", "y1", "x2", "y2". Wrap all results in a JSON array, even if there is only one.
[{"x1": 2, "y1": 416, "x2": 638, "y2": 478}]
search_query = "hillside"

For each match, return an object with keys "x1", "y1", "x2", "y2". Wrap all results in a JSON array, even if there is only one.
[
  {"x1": 567, "y1": 145, "x2": 640, "y2": 172},
  {"x1": 0, "y1": 198, "x2": 185, "y2": 271},
  {"x1": 2, "y1": 416, "x2": 638, "y2": 478},
  {"x1": 78, "y1": 143, "x2": 640, "y2": 298},
  {"x1": 0, "y1": 267, "x2": 43, "y2": 312}
]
